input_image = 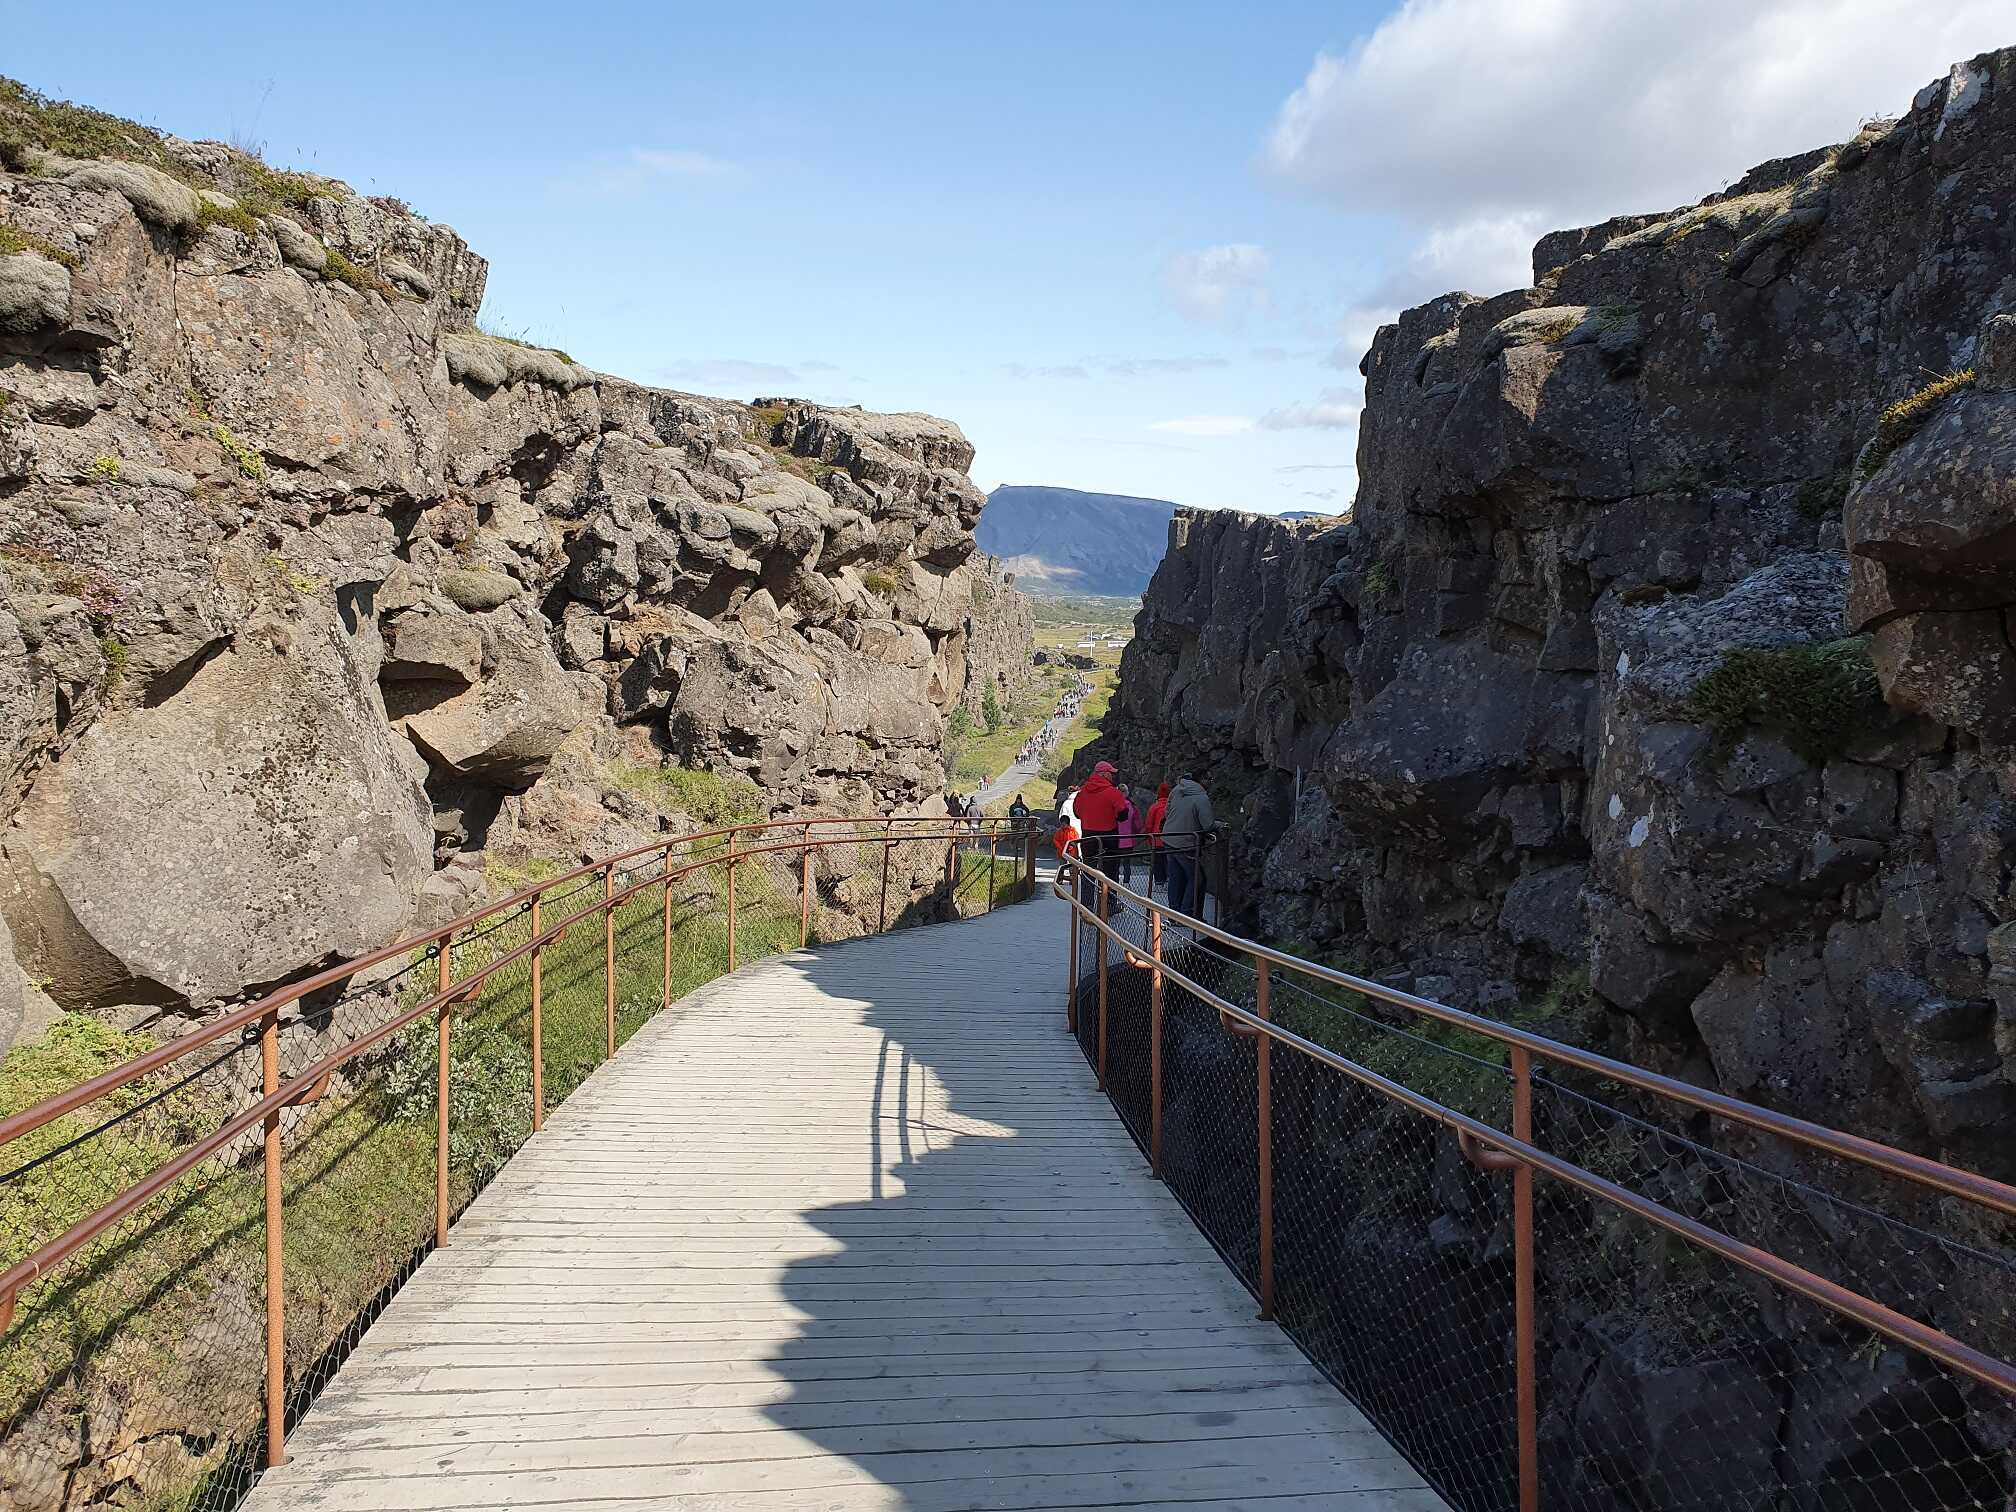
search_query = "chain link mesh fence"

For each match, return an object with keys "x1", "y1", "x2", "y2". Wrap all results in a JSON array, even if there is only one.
[
  {"x1": 1060, "y1": 867, "x2": 2016, "y2": 1512},
  {"x1": 0, "y1": 817, "x2": 1028, "y2": 1511}
]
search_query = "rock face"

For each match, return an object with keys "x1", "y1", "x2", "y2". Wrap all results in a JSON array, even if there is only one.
[
  {"x1": 0, "y1": 83, "x2": 1030, "y2": 1031},
  {"x1": 1077, "y1": 49, "x2": 2016, "y2": 1175}
]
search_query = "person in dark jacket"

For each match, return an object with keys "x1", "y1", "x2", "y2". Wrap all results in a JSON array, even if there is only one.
[{"x1": 1161, "y1": 774, "x2": 1215, "y2": 919}]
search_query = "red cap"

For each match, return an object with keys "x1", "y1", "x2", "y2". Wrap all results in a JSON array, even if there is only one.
[{"x1": 1092, "y1": 760, "x2": 1117, "y2": 775}]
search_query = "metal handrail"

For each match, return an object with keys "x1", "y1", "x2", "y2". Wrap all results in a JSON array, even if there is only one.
[
  {"x1": 1055, "y1": 842, "x2": 2016, "y2": 1219},
  {"x1": 0, "y1": 814, "x2": 1026, "y2": 1152},
  {"x1": 1055, "y1": 840, "x2": 2016, "y2": 1512},
  {"x1": 0, "y1": 814, "x2": 1040, "y2": 1470}
]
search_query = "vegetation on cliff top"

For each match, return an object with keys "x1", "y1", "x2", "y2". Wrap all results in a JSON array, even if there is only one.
[{"x1": 1688, "y1": 635, "x2": 1885, "y2": 762}]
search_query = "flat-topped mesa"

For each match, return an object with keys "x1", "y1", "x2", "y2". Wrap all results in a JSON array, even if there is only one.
[
  {"x1": 1078, "y1": 48, "x2": 2016, "y2": 1174},
  {"x1": 0, "y1": 77, "x2": 1031, "y2": 1030}
]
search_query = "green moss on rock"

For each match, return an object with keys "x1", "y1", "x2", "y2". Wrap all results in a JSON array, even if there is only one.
[{"x1": 1688, "y1": 635, "x2": 1885, "y2": 762}]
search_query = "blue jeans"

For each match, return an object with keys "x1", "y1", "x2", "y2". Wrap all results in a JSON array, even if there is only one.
[{"x1": 1166, "y1": 851, "x2": 1197, "y2": 917}]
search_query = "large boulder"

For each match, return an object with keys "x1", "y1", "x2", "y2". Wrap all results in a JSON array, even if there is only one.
[{"x1": 0, "y1": 608, "x2": 432, "y2": 1009}]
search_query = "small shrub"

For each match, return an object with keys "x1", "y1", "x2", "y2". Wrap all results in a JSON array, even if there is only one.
[
  {"x1": 184, "y1": 386, "x2": 212, "y2": 421},
  {"x1": 1858, "y1": 369, "x2": 1976, "y2": 480},
  {"x1": 87, "y1": 454, "x2": 120, "y2": 482},
  {"x1": 981, "y1": 684, "x2": 1003, "y2": 733},
  {"x1": 613, "y1": 762, "x2": 764, "y2": 827},
  {"x1": 0, "y1": 222, "x2": 79, "y2": 269},
  {"x1": 189, "y1": 197, "x2": 261, "y2": 239},
  {"x1": 862, "y1": 566, "x2": 900, "y2": 597},
  {"x1": 384, "y1": 1014, "x2": 530, "y2": 1184},
  {"x1": 1687, "y1": 636, "x2": 1885, "y2": 763},
  {"x1": 1362, "y1": 561, "x2": 1395, "y2": 600},
  {"x1": 210, "y1": 422, "x2": 265, "y2": 480},
  {"x1": 98, "y1": 635, "x2": 126, "y2": 689},
  {"x1": 322, "y1": 248, "x2": 396, "y2": 298}
]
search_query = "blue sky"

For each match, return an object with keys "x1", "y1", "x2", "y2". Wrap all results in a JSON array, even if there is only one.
[{"x1": 5, "y1": 0, "x2": 2008, "y2": 513}]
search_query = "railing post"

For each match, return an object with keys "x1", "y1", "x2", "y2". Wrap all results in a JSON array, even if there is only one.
[
  {"x1": 1256, "y1": 958, "x2": 1274, "y2": 1321},
  {"x1": 603, "y1": 862, "x2": 616, "y2": 1059},
  {"x1": 986, "y1": 832, "x2": 998, "y2": 913},
  {"x1": 1149, "y1": 908, "x2": 1163, "y2": 1176},
  {"x1": 800, "y1": 823, "x2": 813, "y2": 948},
  {"x1": 726, "y1": 826, "x2": 739, "y2": 973},
  {"x1": 878, "y1": 819, "x2": 893, "y2": 934},
  {"x1": 435, "y1": 932, "x2": 452, "y2": 1250},
  {"x1": 260, "y1": 1005, "x2": 286, "y2": 1468},
  {"x1": 1066, "y1": 859, "x2": 1079, "y2": 1035},
  {"x1": 1024, "y1": 827, "x2": 1037, "y2": 901},
  {"x1": 530, "y1": 891, "x2": 545, "y2": 1133},
  {"x1": 1513, "y1": 1045, "x2": 1538, "y2": 1512},
  {"x1": 1096, "y1": 877, "x2": 1110, "y2": 1091},
  {"x1": 660, "y1": 844, "x2": 673, "y2": 1011}
]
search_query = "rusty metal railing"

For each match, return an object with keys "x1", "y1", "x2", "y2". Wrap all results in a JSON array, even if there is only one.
[
  {"x1": 1057, "y1": 842, "x2": 2016, "y2": 1512},
  {"x1": 0, "y1": 814, "x2": 1038, "y2": 1507}
]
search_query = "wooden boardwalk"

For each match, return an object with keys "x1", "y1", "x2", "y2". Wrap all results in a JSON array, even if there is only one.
[{"x1": 246, "y1": 869, "x2": 1446, "y2": 1511}]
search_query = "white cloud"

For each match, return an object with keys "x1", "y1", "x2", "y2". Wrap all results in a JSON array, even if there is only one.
[
  {"x1": 1258, "y1": 389, "x2": 1362, "y2": 432},
  {"x1": 1268, "y1": 0, "x2": 2014, "y2": 353},
  {"x1": 585, "y1": 147, "x2": 742, "y2": 194},
  {"x1": 1277, "y1": 463, "x2": 1356, "y2": 474},
  {"x1": 1160, "y1": 244, "x2": 1272, "y2": 323},
  {"x1": 1150, "y1": 415, "x2": 1256, "y2": 437}
]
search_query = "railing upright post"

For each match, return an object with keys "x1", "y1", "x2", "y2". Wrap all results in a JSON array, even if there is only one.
[
  {"x1": 1149, "y1": 908, "x2": 1164, "y2": 1176},
  {"x1": 260, "y1": 1005, "x2": 286, "y2": 1468},
  {"x1": 435, "y1": 932, "x2": 452, "y2": 1250},
  {"x1": 1096, "y1": 878, "x2": 1110, "y2": 1091},
  {"x1": 726, "y1": 827, "x2": 739, "y2": 973},
  {"x1": 530, "y1": 891, "x2": 545, "y2": 1133},
  {"x1": 1066, "y1": 859, "x2": 1079, "y2": 1034},
  {"x1": 603, "y1": 862, "x2": 616, "y2": 1059},
  {"x1": 1024, "y1": 828, "x2": 1037, "y2": 901},
  {"x1": 1256, "y1": 958, "x2": 1274, "y2": 1321},
  {"x1": 986, "y1": 832, "x2": 998, "y2": 913},
  {"x1": 660, "y1": 845, "x2": 673, "y2": 1011},
  {"x1": 1512, "y1": 1046, "x2": 1538, "y2": 1512},
  {"x1": 800, "y1": 823, "x2": 813, "y2": 948},
  {"x1": 878, "y1": 819, "x2": 893, "y2": 934}
]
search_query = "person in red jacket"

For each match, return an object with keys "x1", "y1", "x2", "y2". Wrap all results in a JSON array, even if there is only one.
[
  {"x1": 1073, "y1": 762, "x2": 1128, "y2": 896},
  {"x1": 1145, "y1": 781, "x2": 1170, "y2": 897}
]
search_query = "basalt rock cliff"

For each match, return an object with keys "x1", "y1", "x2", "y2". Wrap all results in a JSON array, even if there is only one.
[
  {"x1": 1079, "y1": 49, "x2": 2016, "y2": 1175},
  {"x1": 0, "y1": 82, "x2": 1031, "y2": 1047}
]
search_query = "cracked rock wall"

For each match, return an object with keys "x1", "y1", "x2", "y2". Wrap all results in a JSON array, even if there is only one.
[
  {"x1": 0, "y1": 89, "x2": 1030, "y2": 1036},
  {"x1": 1078, "y1": 49, "x2": 2016, "y2": 1173}
]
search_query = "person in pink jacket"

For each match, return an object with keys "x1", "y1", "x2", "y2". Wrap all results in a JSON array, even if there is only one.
[{"x1": 1113, "y1": 783, "x2": 1140, "y2": 887}]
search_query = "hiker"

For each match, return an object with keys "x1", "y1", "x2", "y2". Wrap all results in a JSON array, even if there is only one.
[
  {"x1": 1114, "y1": 784, "x2": 1139, "y2": 887},
  {"x1": 1073, "y1": 760, "x2": 1128, "y2": 889},
  {"x1": 1008, "y1": 793, "x2": 1031, "y2": 824},
  {"x1": 1052, "y1": 815, "x2": 1078, "y2": 862},
  {"x1": 943, "y1": 789, "x2": 963, "y2": 822},
  {"x1": 1146, "y1": 781, "x2": 1170, "y2": 897},
  {"x1": 1161, "y1": 772, "x2": 1215, "y2": 919}
]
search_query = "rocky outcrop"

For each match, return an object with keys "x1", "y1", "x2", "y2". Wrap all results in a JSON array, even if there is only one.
[
  {"x1": 0, "y1": 81, "x2": 1029, "y2": 1034},
  {"x1": 1079, "y1": 49, "x2": 2016, "y2": 1175}
]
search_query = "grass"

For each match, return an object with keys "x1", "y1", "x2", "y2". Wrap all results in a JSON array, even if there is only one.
[
  {"x1": 1362, "y1": 561, "x2": 1395, "y2": 601},
  {"x1": 861, "y1": 566, "x2": 900, "y2": 597},
  {"x1": 321, "y1": 248, "x2": 396, "y2": 299},
  {"x1": 1858, "y1": 370, "x2": 1976, "y2": 480},
  {"x1": 209, "y1": 422, "x2": 265, "y2": 481},
  {"x1": 475, "y1": 318, "x2": 576, "y2": 366},
  {"x1": 612, "y1": 761, "x2": 764, "y2": 827},
  {"x1": 0, "y1": 221, "x2": 79, "y2": 269},
  {"x1": 190, "y1": 198, "x2": 261, "y2": 239},
  {"x1": 949, "y1": 672, "x2": 1066, "y2": 787},
  {"x1": 1687, "y1": 635, "x2": 1885, "y2": 762},
  {"x1": 98, "y1": 635, "x2": 126, "y2": 690}
]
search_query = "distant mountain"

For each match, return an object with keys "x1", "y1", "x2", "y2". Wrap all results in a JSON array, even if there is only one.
[{"x1": 977, "y1": 486, "x2": 1180, "y2": 597}]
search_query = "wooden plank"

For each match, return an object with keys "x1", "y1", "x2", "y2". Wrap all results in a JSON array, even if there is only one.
[{"x1": 241, "y1": 872, "x2": 1447, "y2": 1512}]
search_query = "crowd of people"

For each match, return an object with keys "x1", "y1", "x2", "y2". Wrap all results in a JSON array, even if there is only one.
[
  {"x1": 1050, "y1": 760, "x2": 1215, "y2": 918},
  {"x1": 1016, "y1": 675, "x2": 1092, "y2": 768}
]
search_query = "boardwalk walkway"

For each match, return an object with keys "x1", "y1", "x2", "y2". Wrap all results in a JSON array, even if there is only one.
[{"x1": 246, "y1": 869, "x2": 1444, "y2": 1511}]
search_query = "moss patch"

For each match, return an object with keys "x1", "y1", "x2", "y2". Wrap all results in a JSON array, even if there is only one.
[
  {"x1": 1794, "y1": 470, "x2": 1850, "y2": 521},
  {"x1": 87, "y1": 454, "x2": 120, "y2": 482},
  {"x1": 190, "y1": 198, "x2": 261, "y2": 240},
  {"x1": 1687, "y1": 635, "x2": 1885, "y2": 762},
  {"x1": 322, "y1": 248, "x2": 396, "y2": 299},
  {"x1": 613, "y1": 762, "x2": 764, "y2": 827},
  {"x1": 209, "y1": 422, "x2": 265, "y2": 481},
  {"x1": 0, "y1": 221, "x2": 78, "y2": 269},
  {"x1": 1858, "y1": 369, "x2": 1976, "y2": 481}
]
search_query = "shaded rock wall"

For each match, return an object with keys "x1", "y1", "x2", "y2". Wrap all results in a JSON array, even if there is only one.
[
  {"x1": 0, "y1": 94, "x2": 1029, "y2": 1034},
  {"x1": 1079, "y1": 49, "x2": 2016, "y2": 1174}
]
